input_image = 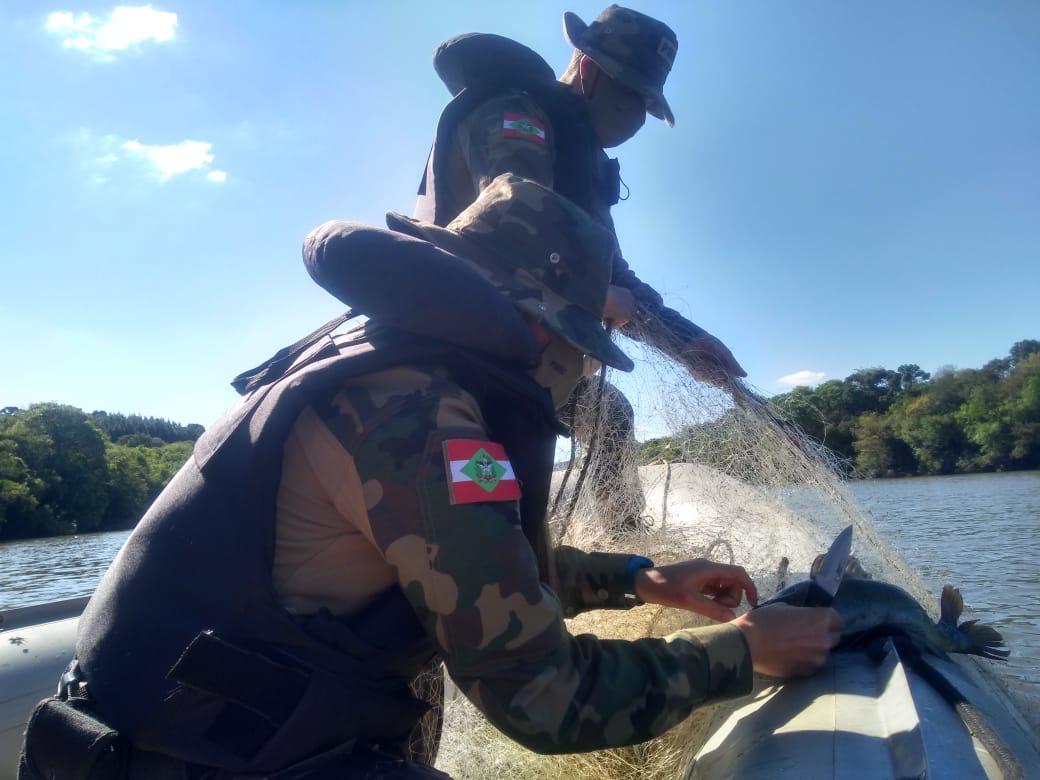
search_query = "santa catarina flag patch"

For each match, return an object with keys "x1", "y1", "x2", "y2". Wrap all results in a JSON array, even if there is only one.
[
  {"x1": 443, "y1": 439, "x2": 522, "y2": 504},
  {"x1": 502, "y1": 113, "x2": 546, "y2": 144}
]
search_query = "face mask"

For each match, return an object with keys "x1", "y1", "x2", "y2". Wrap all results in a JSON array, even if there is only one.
[{"x1": 532, "y1": 336, "x2": 587, "y2": 409}]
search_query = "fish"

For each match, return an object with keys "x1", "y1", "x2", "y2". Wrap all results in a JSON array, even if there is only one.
[{"x1": 764, "y1": 558, "x2": 1010, "y2": 660}]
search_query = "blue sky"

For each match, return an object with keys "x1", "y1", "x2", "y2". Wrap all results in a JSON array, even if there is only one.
[{"x1": 1, "y1": 1, "x2": 1037, "y2": 428}]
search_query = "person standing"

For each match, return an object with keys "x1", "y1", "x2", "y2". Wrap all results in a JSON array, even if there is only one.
[{"x1": 410, "y1": 6, "x2": 746, "y2": 532}]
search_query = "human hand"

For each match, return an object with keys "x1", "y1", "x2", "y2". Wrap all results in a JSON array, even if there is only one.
[
  {"x1": 681, "y1": 333, "x2": 747, "y2": 390},
  {"x1": 603, "y1": 285, "x2": 636, "y2": 328},
  {"x1": 634, "y1": 559, "x2": 759, "y2": 622},
  {"x1": 731, "y1": 603, "x2": 844, "y2": 678}
]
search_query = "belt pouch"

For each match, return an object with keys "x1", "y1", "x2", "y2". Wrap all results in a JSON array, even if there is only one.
[{"x1": 19, "y1": 696, "x2": 126, "y2": 780}]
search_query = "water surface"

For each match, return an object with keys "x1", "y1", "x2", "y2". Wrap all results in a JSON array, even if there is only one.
[
  {"x1": 0, "y1": 529, "x2": 130, "y2": 610},
  {"x1": 850, "y1": 470, "x2": 1039, "y2": 712}
]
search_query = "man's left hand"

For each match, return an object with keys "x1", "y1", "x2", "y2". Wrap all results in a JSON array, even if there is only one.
[
  {"x1": 682, "y1": 333, "x2": 747, "y2": 390},
  {"x1": 634, "y1": 559, "x2": 759, "y2": 622}
]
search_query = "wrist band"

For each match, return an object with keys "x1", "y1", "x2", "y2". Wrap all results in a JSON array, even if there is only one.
[{"x1": 625, "y1": 555, "x2": 654, "y2": 596}]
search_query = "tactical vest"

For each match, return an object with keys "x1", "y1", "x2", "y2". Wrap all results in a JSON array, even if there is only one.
[
  {"x1": 414, "y1": 33, "x2": 620, "y2": 228},
  {"x1": 75, "y1": 322, "x2": 561, "y2": 774}
]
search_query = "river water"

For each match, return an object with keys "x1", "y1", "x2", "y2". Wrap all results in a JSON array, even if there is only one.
[
  {"x1": 849, "y1": 470, "x2": 1040, "y2": 713},
  {"x1": 2, "y1": 471, "x2": 1037, "y2": 709}
]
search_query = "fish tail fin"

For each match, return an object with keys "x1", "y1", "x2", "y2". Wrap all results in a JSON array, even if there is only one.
[
  {"x1": 942, "y1": 586, "x2": 1010, "y2": 658},
  {"x1": 958, "y1": 619, "x2": 1011, "y2": 659},
  {"x1": 940, "y1": 584, "x2": 963, "y2": 627}
]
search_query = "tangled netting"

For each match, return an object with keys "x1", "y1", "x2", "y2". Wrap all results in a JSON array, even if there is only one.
[{"x1": 434, "y1": 322, "x2": 1022, "y2": 778}]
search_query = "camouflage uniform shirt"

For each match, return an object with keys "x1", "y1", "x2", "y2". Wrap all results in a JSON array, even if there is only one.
[
  {"x1": 273, "y1": 362, "x2": 752, "y2": 753},
  {"x1": 444, "y1": 91, "x2": 708, "y2": 361}
]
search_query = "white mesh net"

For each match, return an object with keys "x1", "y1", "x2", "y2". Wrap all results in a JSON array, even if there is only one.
[{"x1": 434, "y1": 329, "x2": 1023, "y2": 778}]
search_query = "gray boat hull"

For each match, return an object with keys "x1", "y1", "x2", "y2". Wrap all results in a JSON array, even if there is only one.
[
  {"x1": 0, "y1": 597, "x2": 86, "y2": 780},
  {"x1": 686, "y1": 642, "x2": 1040, "y2": 779}
]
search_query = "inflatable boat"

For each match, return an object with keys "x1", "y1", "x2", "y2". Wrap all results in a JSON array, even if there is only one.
[{"x1": 4, "y1": 595, "x2": 1039, "y2": 778}]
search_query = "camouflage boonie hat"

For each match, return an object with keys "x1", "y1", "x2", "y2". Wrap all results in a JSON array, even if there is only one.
[
  {"x1": 563, "y1": 4, "x2": 678, "y2": 127},
  {"x1": 386, "y1": 175, "x2": 634, "y2": 372}
]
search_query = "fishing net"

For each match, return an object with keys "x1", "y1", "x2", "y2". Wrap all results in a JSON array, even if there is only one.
[{"x1": 434, "y1": 322, "x2": 1027, "y2": 778}]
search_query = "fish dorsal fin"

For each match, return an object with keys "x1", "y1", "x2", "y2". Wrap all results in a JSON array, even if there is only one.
[
  {"x1": 940, "y1": 584, "x2": 963, "y2": 626},
  {"x1": 774, "y1": 557, "x2": 790, "y2": 593}
]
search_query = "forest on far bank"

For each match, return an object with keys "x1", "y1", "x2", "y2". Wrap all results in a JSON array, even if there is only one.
[
  {"x1": 0, "y1": 407, "x2": 202, "y2": 541},
  {"x1": 3, "y1": 340, "x2": 1038, "y2": 541},
  {"x1": 641, "y1": 340, "x2": 1040, "y2": 479}
]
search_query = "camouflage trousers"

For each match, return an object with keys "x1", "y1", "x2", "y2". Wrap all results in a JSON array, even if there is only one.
[{"x1": 566, "y1": 376, "x2": 646, "y2": 535}]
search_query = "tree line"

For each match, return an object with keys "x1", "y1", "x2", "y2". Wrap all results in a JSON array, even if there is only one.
[
  {"x1": 4, "y1": 341, "x2": 1037, "y2": 540},
  {"x1": 0, "y1": 405, "x2": 200, "y2": 541},
  {"x1": 641, "y1": 340, "x2": 1040, "y2": 479}
]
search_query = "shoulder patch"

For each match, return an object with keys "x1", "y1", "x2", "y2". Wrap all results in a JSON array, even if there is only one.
[
  {"x1": 502, "y1": 113, "x2": 546, "y2": 145},
  {"x1": 443, "y1": 439, "x2": 522, "y2": 504}
]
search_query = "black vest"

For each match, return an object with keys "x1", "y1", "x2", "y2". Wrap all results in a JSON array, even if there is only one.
[
  {"x1": 76, "y1": 324, "x2": 560, "y2": 773},
  {"x1": 414, "y1": 33, "x2": 618, "y2": 227}
]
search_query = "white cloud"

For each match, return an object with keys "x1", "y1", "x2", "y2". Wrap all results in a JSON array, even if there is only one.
[
  {"x1": 122, "y1": 139, "x2": 214, "y2": 181},
  {"x1": 45, "y1": 5, "x2": 177, "y2": 59},
  {"x1": 69, "y1": 128, "x2": 227, "y2": 184},
  {"x1": 778, "y1": 370, "x2": 826, "y2": 387}
]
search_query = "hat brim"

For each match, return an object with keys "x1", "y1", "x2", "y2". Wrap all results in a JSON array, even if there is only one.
[
  {"x1": 562, "y1": 10, "x2": 675, "y2": 127},
  {"x1": 386, "y1": 211, "x2": 634, "y2": 372}
]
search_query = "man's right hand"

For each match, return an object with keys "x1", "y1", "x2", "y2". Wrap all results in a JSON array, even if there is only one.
[
  {"x1": 730, "y1": 603, "x2": 844, "y2": 678},
  {"x1": 603, "y1": 284, "x2": 636, "y2": 328}
]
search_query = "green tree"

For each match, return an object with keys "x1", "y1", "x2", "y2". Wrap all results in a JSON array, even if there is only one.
[
  {"x1": 90, "y1": 412, "x2": 204, "y2": 444},
  {"x1": 844, "y1": 367, "x2": 903, "y2": 414},
  {"x1": 102, "y1": 441, "x2": 193, "y2": 529},
  {"x1": 0, "y1": 438, "x2": 54, "y2": 538},
  {"x1": 1009, "y1": 340, "x2": 1040, "y2": 369},
  {"x1": 896, "y1": 364, "x2": 930, "y2": 392},
  {"x1": 153, "y1": 441, "x2": 193, "y2": 484},
  {"x1": 116, "y1": 433, "x2": 166, "y2": 448},
  {"x1": 956, "y1": 384, "x2": 1012, "y2": 470},
  {"x1": 2, "y1": 404, "x2": 110, "y2": 533},
  {"x1": 771, "y1": 386, "x2": 826, "y2": 443},
  {"x1": 894, "y1": 395, "x2": 971, "y2": 474},
  {"x1": 103, "y1": 444, "x2": 153, "y2": 528},
  {"x1": 852, "y1": 412, "x2": 915, "y2": 477},
  {"x1": 639, "y1": 435, "x2": 683, "y2": 464},
  {"x1": 1004, "y1": 353, "x2": 1040, "y2": 467}
]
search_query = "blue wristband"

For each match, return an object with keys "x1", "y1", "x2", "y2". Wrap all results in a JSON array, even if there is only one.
[{"x1": 625, "y1": 555, "x2": 654, "y2": 596}]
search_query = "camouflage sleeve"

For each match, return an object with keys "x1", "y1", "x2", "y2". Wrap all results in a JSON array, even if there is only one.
[
  {"x1": 591, "y1": 201, "x2": 666, "y2": 311},
  {"x1": 457, "y1": 92, "x2": 555, "y2": 193},
  {"x1": 553, "y1": 545, "x2": 642, "y2": 617},
  {"x1": 612, "y1": 253, "x2": 664, "y2": 311},
  {"x1": 349, "y1": 374, "x2": 753, "y2": 754}
]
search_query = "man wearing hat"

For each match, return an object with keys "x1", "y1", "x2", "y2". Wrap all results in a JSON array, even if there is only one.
[
  {"x1": 24, "y1": 176, "x2": 840, "y2": 778},
  {"x1": 406, "y1": 6, "x2": 745, "y2": 533}
]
